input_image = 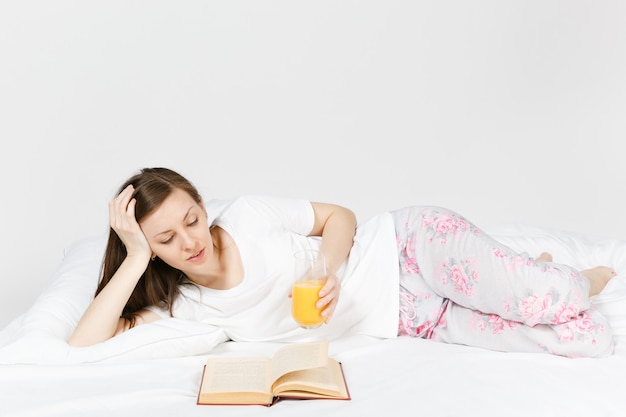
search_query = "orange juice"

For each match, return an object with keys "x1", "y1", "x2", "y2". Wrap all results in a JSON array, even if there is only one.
[{"x1": 292, "y1": 279, "x2": 325, "y2": 328}]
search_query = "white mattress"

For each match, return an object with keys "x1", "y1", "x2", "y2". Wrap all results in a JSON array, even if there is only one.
[{"x1": 2, "y1": 223, "x2": 626, "y2": 417}]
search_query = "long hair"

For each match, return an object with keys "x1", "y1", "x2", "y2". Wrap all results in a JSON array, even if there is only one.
[{"x1": 96, "y1": 167, "x2": 202, "y2": 326}]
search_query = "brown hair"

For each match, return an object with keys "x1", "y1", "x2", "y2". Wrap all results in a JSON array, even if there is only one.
[{"x1": 95, "y1": 167, "x2": 202, "y2": 326}]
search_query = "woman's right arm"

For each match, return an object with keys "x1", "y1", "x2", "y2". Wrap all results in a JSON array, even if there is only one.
[{"x1": 68, "y1": 185, "x2": 159, "y2": 347}]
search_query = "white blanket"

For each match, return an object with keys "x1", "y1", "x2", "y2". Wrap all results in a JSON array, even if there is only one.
[{"x1": 2, "y1": 223, "x2": 626, "y2": 417}]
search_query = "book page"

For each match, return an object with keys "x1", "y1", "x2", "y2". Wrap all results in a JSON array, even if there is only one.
[
  {"x1": 202, "y1": 357, "x2": 272, "y2": 394},
  {"x1": 272, "y1": 358, "x2": 349, "y2": 398},
  {"x1": 271, "y1": 341, "x2": 329, "y2": 382}
]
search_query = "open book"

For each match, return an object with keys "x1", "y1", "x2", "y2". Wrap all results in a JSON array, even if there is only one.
[{"x1": 197, "y1": 341, "x2": 350, "y2": 406}]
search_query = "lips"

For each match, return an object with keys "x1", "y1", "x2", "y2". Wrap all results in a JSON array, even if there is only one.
[{"x1": 187, "y1": 248, "x2": 205, "y2": 262}]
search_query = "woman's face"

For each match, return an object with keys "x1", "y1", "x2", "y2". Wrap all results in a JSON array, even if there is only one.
[{"x1": 139, "y1": 188, "x2": 213, "y2": 278}]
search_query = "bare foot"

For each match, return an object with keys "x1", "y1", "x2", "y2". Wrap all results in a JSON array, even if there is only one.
[
  {"x1": 534, "y1": 252, "x2": 553, "y2": 263},
  {"x1": 582, "y1": 266, "x2": 617, "y2": 296}
]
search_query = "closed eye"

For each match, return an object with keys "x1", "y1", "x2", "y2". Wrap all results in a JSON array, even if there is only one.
[{"x1": 160, "y1": 235, "x2": 174, "y2": 244}]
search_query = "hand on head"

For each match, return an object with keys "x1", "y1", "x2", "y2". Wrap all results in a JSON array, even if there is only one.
[{"x1": 109, "y1": 184, "x2": 152, "y2": 262}]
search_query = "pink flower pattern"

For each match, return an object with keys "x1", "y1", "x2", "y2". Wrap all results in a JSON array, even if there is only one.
[
  {"x1": 397, "y1": 222, "x2": 444, "y2": 339},
  {"x1": 555, "y1": 311, "x2": 604, "y2": 345},
  {"x1": 401, "y1": 235, "x2": 419, "y2": 275},
  {"x1": 471, "y1": 311, "x2": 519, "y2": 334},
  {"x1": 551, "y1": 303, "x2": 580, "y2": 325},
  {"x1": 392, "y1": 206, "x2": 611, "y2": 357},
  {"x1": 421, "y1": 210, "x2": 475, "y2": 245},
  {"x1": 438, "y1": 258, "x2": 479, "y2": 297},
  {"x1": 398, "y1": 290, "x2": 444, "y2": 338},
  {"x1": 518, "y1": 294, "x2": 553, "y2": 326}
]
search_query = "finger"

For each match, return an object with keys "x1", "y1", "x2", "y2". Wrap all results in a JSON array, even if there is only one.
[
  {"x1": 317, "y1": 283, "x2": 339, "y2": 312},
  {"x1": 321, "y1": 297, "x2": 337, "y2": 322},
  {"x1": 321, "y1": 278, "x2": 340, "y2": 322},
  {"x1": 318, "y1": 274, "x2": 338, "y2": 298},
  {"x1": 114, "y1": 184, "x2": 134, "y2": 205},
  {"x1": 117, "y1": 187, "x2": 138, "y2": 219},
  {"x1": 115, "y1": 185, "x2": 135, "y2": 214},
  {"x1": 317, "y1": 293, "x2": 331, "y2": 310},
  {"x1": 110, "y1": 201, "x2": 143, "y2": 247},
  {"x1": 126, "y1": 197, "x2": 137, "y2": 219},
  {"x1": 324, "y1": 312, "x2": 334, "y2": 323},
  {"x1": 109, "y1": 200, "x2": 127, "y2": 231},
  {"x1": 110, "y1": 186, "x2": 133, "y2": 226}
]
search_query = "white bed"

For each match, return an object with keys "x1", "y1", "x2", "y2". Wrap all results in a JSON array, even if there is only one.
[{"x1": 2, "y1": 220, "x2": 626, "y2": 417}]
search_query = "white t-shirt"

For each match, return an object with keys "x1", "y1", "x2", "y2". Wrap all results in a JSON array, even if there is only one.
[{"x1": 149, "y1": 195, "x2": 400, "y2": 342}]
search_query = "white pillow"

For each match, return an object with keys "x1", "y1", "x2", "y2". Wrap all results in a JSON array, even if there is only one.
[{"x1": 0, "y1": 199, "x2": 231, "y2": 364}]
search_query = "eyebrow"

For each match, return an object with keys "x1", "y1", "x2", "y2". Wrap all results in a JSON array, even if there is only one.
[{"x1": 152, "y1": 206, "x2": 195, "y2": 238}]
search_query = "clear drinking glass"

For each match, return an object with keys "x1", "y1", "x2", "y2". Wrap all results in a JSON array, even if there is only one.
[{"x1": 292, "y1": 250, "x2": 327, "y2": 329}]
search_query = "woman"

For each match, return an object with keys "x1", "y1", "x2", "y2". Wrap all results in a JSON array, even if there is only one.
[{"x1": 69, "y1": 167, "x2": 616, "y2": 357}]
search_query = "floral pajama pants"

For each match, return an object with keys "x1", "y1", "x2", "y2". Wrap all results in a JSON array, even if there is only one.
[{"x1": 392, "y1": 206, "x2": 614, "y2": 358}]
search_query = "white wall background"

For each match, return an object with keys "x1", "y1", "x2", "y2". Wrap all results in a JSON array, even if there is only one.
[{"x1": 1, "y1": 1, "x2": 625, "y2": 329}]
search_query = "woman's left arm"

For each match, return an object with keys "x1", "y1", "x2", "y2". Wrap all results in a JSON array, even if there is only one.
[{"x1": 309, "y1": 202, "x2": 357, "y2": 322}]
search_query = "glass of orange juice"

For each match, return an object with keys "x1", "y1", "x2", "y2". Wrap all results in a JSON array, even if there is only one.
[{"x1": 292, "y1": 250, "x2": 327, "y2": 329}]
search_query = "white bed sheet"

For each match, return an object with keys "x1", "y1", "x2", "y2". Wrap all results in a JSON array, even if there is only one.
[{"x1": 2, "y1": 222, "x2": 626, "y2": 417}]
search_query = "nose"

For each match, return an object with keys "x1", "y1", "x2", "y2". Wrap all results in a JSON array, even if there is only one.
[{"x1": 179, "y1": 231, "x2": 196, "y2": 251}]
